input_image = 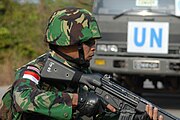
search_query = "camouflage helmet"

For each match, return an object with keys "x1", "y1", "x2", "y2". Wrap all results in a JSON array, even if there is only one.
[{"x1": 45, "y1": 8, "x2": 101, "y2": 46}]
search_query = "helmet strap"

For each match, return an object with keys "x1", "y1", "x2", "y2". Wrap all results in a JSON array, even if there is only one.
[
  {"x1": 77, "y1": 43, "x2": 90, "y2": 68},
  {"x1": 49, "y1": 44, "x2": 90, "y2": 68}
]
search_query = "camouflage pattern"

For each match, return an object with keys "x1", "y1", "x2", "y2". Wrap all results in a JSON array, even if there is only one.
[
  {"x1": 45, "y1": 8, "x2": 101, "y2": 46},
  {"x1": 0, "y1": 51, "x2": 91, "y2": 120},
  {"x1": 0, "y1": 87, "x2": 13, "y2": 120}
]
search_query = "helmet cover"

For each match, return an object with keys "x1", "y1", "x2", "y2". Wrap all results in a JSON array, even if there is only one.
[{"x1": 45, "y1": 8, "x2": 101, "y2": 46}]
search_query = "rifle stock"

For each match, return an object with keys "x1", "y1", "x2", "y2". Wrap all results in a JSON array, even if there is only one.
[{"x1": 41, "y1": 57, "x2": 179, "y2": 120}]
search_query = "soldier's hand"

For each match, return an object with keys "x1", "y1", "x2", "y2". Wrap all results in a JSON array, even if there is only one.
[
  {"x1": 134, "y1": 104, "x2": 163, "y2": 120},
  {"x1": 146, "y1": 104, "x2": 163, "y2": 120},
  {"x1": 72, "y1": 93, "x2": 78, "y2": 108},
  {"x1": 106, "y1": 103, "x2": 116, "y2": 112}
]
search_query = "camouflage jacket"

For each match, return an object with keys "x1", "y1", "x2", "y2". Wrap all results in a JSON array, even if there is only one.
[{"x1": 0, "y1": 51, "x2": 91, "y2": 120}]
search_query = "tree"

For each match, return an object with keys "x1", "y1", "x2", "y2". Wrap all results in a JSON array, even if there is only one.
[{"x1": 0, "y1": 0, "x2": 93, "y2": 85}]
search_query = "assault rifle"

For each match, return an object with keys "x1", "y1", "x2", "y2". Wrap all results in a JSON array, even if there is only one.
[{"x1": 41, "y1": 57, "x2": 179, "y2": 120}]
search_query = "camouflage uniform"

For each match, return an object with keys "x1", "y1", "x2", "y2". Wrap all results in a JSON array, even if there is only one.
[{"x1": 0, "y1": 8, "x2": 101, "y2": 120}]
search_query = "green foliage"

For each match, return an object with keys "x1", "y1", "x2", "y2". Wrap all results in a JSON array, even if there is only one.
[
  {"x1": 0, "y1": 0, "x2": 93, "y2": 85},
  {"x1": 0, "y1": 0, "x2": 6, "y2": 14}
]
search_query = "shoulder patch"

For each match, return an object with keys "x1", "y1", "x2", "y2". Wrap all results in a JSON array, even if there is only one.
[{"x1": 23, "y1": 71, "x2": 40, "y2": 84}]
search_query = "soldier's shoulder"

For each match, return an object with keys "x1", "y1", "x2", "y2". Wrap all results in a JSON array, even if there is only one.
[{"x1": 16, "y1": 52, "x2": 50, "y2": 72}]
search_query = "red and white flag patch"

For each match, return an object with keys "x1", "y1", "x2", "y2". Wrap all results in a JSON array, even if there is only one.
[{"x1": 23, "y1": 71, "x2": 40, "y2": 84}]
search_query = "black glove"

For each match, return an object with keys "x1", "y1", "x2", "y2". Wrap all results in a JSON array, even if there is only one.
[
  {"x1": 134, "y1": 110, "x2": 151, "y2": 120},
  {"x1": 77, "y1": 91, "x2": 108, "y2": 117}
]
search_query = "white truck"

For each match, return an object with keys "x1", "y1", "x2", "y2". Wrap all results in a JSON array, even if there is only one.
[{"x1": 90, "y1": 0, "x2": 180, "y2": 93}]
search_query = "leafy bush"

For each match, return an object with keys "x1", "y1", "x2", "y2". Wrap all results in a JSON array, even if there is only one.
[{"x1": 0, "y1": 0, "x2": 93, "y2": 85}]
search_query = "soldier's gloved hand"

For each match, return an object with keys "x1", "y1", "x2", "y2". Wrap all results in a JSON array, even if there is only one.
[
  {"x1": 134, "y1": 110, "x2": 150, "y2": 120},
  {"x1": 134, "y1": 104, "x2": 164, "y2": 120},
  {"x1": 77, "y1": 91, "x2": 116, "y2": 117}
]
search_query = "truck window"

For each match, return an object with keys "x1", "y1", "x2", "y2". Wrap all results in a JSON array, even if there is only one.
[{"x1": 93, "y1": 0, "x2": 176, "y2": 16}]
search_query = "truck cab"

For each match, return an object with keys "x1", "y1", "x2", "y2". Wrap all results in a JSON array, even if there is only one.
[{"x1": 90, "y1": 0, "x2": 180, "y2": 93}]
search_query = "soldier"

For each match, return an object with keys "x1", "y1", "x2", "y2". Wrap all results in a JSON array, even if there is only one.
[{"x1": 0, "y1": 8, "x2": 163, "y2": 120}]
